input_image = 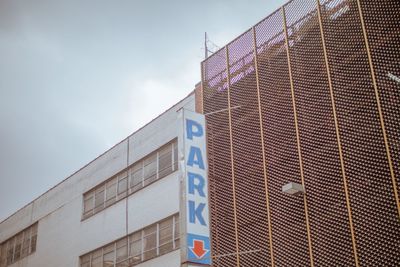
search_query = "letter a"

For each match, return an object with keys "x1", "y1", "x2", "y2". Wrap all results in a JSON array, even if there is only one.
[{"x1": 187, "y1": 146, "x2": 205, "y2": 170}]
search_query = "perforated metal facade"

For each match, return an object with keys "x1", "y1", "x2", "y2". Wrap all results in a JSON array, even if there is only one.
[{"x1": 201, "y1": 0, "x2": 400, "y2": 266}]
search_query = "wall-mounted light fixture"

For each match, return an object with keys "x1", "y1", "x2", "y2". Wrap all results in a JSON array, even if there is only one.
[
  {"x1": 388, "y1": 72, "x2": 400, "y2": 84},
  {"x1": 282, "y1": 182, "x2": 305, "y2": 196}
]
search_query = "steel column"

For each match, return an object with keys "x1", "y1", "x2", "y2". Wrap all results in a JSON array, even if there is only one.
[
  {"x1": 225, "y1": 46, "x2": 240, "y2": 267},
  {"x1": 252, "y1": 25, "x2": 275, "y2": 267},
  {"x1": 315, "y1": 1, "x2": 360, "y2": 266}
]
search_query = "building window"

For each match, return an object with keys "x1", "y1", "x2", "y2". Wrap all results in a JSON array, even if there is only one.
[
  {"x1": 158, "y1": 217, "x2": 174, "y2": 255},
  {"x1": 0, "y1": 222, "x2": 38, "y2": 267},
  {"x1": 91, "y1": 249, "x2": 102, "y2": 267},
  {"x1": 158, "y1": 144, "x2": 173, "y2": 179},
  {"x1": 81, "y1": 254, "x2": 90, "y2": 267},
  {"x1": 94, "y1": 186, "x2": 105, "y2": 214},
  {"x1": 143, "y1": 153, "x2": 157, "y2": 186},
  {"x1": 143, "y1": 224, "x2": 157, "y2": 260},
  {"x1": 80, "y1": 214, "x2": 179, "y2": 267},
  {"x1": 82, "y1": 140, "x2": 178, "y2": 220},
  {"x1": 129, "y1": 163, "x2": 143, "y2": 193},
  {"x1": 117, "y1": 171, "x2": 128, "y2": 198},
  {"x1": 129, "y1": 232, "x2": 141, "y2": 265},
  {"x1": 105, "y1": 177, "x2": 117, "y2": 207},
  {"x1": 103, "y1": 244, "x2": 115, "y2": 267},
  {"x1": 116, "y1": 237, "x2": 128, "y2": 266}
]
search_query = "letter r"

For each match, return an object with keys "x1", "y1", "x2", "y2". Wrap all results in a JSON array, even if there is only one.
[{"x1": 188, "y1": 172, "x2": 205, "y2": 197}]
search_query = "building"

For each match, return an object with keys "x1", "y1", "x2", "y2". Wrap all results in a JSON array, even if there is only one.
[
  {"x1": 201, "y1": 0, "x2": 399, "y2": 266},
  {"x1": 0, "y1": 90, "x2": 213, "y2": 267},
  {"x1": 1, "y1": 0, "x2": 399, "y2": 266}
]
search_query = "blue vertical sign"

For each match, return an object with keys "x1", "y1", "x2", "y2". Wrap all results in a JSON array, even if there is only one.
[{"x1": 181, "y1": 109, "x2": 211, "y2": 265}]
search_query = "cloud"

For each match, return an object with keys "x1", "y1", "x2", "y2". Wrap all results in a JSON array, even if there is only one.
[
  {"x1": 0, "y1": 0, "x2": 288, "y2": 222},
  {"x1": 123, "y1": 78, "x2": 189, "y2": 133}
]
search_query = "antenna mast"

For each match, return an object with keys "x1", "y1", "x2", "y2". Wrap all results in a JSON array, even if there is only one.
[
  {"x1": 204, "y1": 32, "x2": 220, "y2": 60},
  {"x1": 205, "y1": 32, "x2": 208, "y2": 59}
]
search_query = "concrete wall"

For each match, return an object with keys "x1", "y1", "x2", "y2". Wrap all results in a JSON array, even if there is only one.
[{"x1": 0, "y1": 93, "x2": 195, "y2": 267}]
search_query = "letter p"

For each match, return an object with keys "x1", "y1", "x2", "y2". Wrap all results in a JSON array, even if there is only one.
[{"x1": 186, "y1": 119, "x2": 203, "y2": 140}]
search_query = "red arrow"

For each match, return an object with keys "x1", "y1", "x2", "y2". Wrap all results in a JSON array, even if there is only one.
[{"x1": 189, "y1": 239, "x2": 209, "y2": 259}]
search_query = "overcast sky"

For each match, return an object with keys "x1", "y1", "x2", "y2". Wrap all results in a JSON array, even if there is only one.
[{"x1": 0, "y1": 0, "x2": 286, "y2": 222}]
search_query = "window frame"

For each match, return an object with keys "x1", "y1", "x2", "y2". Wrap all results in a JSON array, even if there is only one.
[
  {"x1": 80, "y1": 214, "x2": 179, "y2": 267},
  {"x1": 81, "y1": 139, "x2": 178, "y2": 220},
  {"x1": 0, "y1": 222, "x2": 38, "y2": 267}
]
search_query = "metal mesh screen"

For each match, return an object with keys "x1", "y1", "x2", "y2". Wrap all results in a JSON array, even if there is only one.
[
  {"x1": 319, "y1": 0, "x2": 400, "y2": 265},
  {"x1": 255, "y1": 9, "x2": 311, "y2": 267},
  {"x1": 228, "y1": 29, "x2": 270, "y2": 267},
  {"x1": 358, "y1": 0, "x2": 400, "y2": 210},
  {"x1": 202, "y1": 0, "x2": 400, "y2": 266},
  {"x1": 284, "y1": 0, "x2": 355, "y2": 265},
  {"x1": 202, "y1": 47, "x2": 237, "y2": 267}
]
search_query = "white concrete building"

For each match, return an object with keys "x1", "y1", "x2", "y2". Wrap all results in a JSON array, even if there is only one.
[{"x1": 0, "y1": 91, "x2": 211, "y2": 267}]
